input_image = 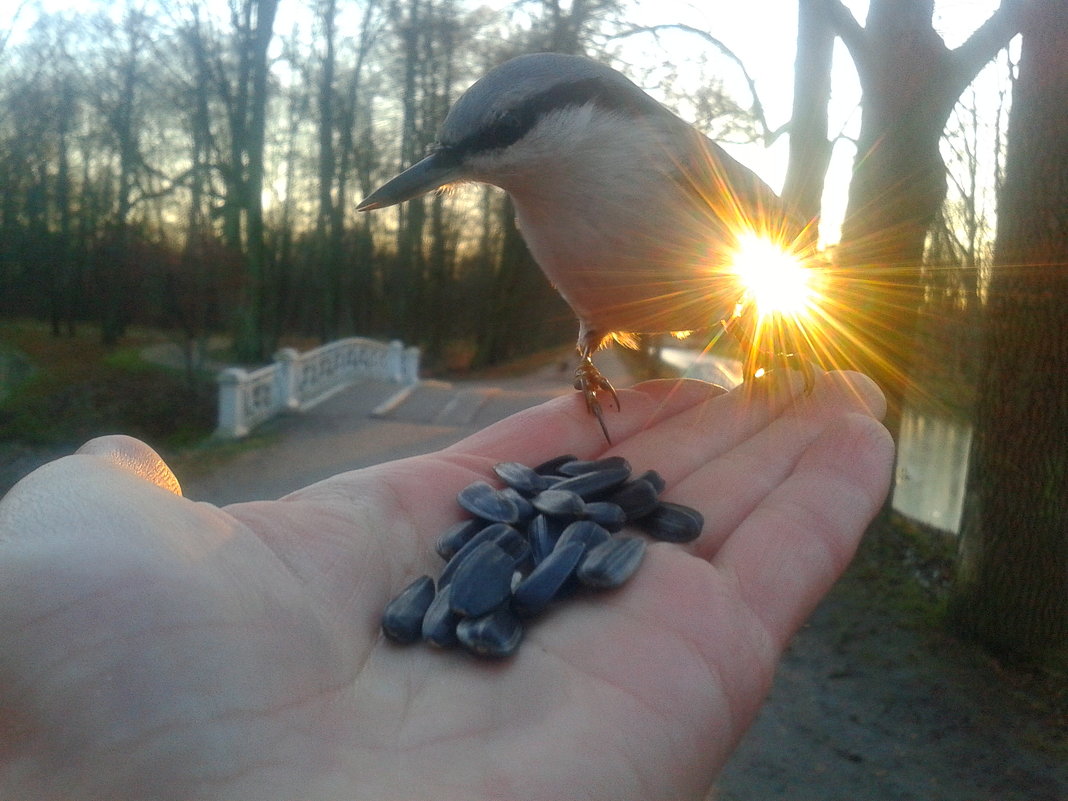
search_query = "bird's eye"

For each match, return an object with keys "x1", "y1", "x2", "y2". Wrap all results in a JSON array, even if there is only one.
[
  {"x1": 495, "y1": 110, "x2": 520, "y2": 130},
  {"x1": 488, "y1": 110, "x2": 525, "y2": 148}
]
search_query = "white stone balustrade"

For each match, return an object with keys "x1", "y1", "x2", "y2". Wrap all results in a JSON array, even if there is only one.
[{"x1": 215, "y1": 337, "x2": 419, "y2": 438}]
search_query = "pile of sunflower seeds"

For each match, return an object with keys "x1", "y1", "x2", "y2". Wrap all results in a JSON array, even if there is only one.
[{"x1": 381, "y1": 454, "x2": 703, "y2": 659}]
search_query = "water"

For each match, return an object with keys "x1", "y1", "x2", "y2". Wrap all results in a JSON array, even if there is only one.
[{"x1": 891, "y1": 407, "x2": 972, "y2": 534}]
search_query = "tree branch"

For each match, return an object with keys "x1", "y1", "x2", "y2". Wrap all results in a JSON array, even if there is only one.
[
  {"x1": 946, "y1": 0, "x2": 1025, "y2": 99},
  {"x1": 610, "y1": 23, "x2": 773, "y2": 144},
  {"x1": 821, "y1": 0, "x2": 867, "y2": 73},
  {"x1": 0, "y1": 0, "x2": 29, "y2": 59}
]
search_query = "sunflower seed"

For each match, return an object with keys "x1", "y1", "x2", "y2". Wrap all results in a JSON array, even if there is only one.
[
  {"x1": 381, "y1": 575, "x2": 435, "y2": 644},
  {"x1": 456, "y1": 608, "x2": 524, "y2": 658},
  {"x1": 640, "y1": 501, "x2": 704, "y2": 543},
  {"x1": 531, "y1": 488, "x2": 586, "y2": 518},
  {"x1": 512, "y1": 541, "x2": 585, "y2": 616},
  {"x1": 422, "y1": 584, "x2": 461, "y2": 648},
  {"x1": 449, "y1": 541, "x2": 516, "y2": 617},
  {"x1": 500, "y1": 487, "x2": 536, "y2": 524},
  {"x1": 528, "y1": 514, "x2": 563, "y2": 564},
  {"x1": 557, "y1": 456, "x2": 631, "y2": 477},
  {"x1": 555, "y1": 519, "x2": 611, "y2": 553},
  {"x1": 457, "y1": 480, "x2": 520, "y2": 523},
  {"x1": 435, "y1": 518, "x2": 487, "y2": 560},
  {"x1": 577, "y1": 536, "x2": 647, "y2": 589},
  {"x1": 532, "y1": 454, "x2": 578, "y2": 475},
  {"x1": 634, "y1": 469, "x2": 667, "y2": 495},
  {"x1": 550, "y1": 465, "x2": 632, "y2": 499},
  {"x1": 607, "y1": 479, "x2": 661, "y2": 521},
  {"x1": 493, "y1": 461, "x2": 550, "y2": 495},
  {"x1": 439, "y1": 523, "x2": 522, "y2": 587},
  {"x1": 583, "y1": 501, "x2": 626, "y2": 531}
]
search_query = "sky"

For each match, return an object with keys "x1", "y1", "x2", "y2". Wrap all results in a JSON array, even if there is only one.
[{"x1": 5, "y1": 0, "x2": 1012, "y2": 244}]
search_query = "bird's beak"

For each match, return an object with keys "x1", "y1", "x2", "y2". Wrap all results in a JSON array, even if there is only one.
[{"x1": 356, "y1": 152, "x2": 461, "y2": 211}]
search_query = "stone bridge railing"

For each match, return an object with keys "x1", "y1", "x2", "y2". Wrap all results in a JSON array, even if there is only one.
[{"x1": 215, "y1": 337, "x2": 420, "y2": 438}]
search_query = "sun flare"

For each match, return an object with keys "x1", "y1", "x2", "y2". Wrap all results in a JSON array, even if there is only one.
[{"x1": 729, "y1": 233, "x2": 816, "y2": 319}]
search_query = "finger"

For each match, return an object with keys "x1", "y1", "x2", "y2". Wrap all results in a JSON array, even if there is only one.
[
  {"x1": 314, "y1": 373, "x2": 864, "y2": 569},
  {"x1": 617, "y1": 371, "x2": 885, "y2": 494},
  {"x1": 713, "y1": 412, "x2": 894, "y2": 648},
  {"x1": 661, "y1": 372, "x2": 888, "y2": 556},
  {"x1": 75, "y1": 435, "x2": 183, "y2": 496},
  {"x1": 442, "y1": 378, "x2": 727, "y2": 467}
]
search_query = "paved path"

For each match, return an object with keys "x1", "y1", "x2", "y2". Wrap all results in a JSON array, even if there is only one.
[{"x1": 179, "y1": 348, "x2": 631, "y2": 505}]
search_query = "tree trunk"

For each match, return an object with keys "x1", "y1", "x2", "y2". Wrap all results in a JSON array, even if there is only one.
[
  {"x1": 480, "y1": 197, "x2": 533, "y2": 366},
  {"x1": 823, "y1": 0, "x2": 1020, "y2": 432},
  {"x1": 222, "y1": 0, "x2": 279, "y2": 361},
  {"x1": 100, "y1": 11, "x2": 145, "y2": 346},
  {"x1": 244, "y1": 0, "x2": 279, "y2": 358},
  {"x1": 782, "y1": 0, "x2": 834, "y2": 237},
  {"x1": 424, "y1": 10, "x2": 456, "y2": 358},
  {"x1": 338, "y1": 0, "x2": 379, "y2": 334},
  {"x1": 53, "y1": 81, "x2": 77, "y2": 337},
  {"x1": 391, "y1": 0, "x2": 425, "y2": 340},
  {"x1": 951, "y1": 0, "x2": 1068, "y2": 666},
  {"x1": 317, "y1": 0, "x2": 343, "y2": 340}
]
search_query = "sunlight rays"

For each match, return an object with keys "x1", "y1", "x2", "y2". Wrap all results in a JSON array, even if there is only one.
[{"x1": 728, "y1": 232, "x2": 817, "y2": 319}]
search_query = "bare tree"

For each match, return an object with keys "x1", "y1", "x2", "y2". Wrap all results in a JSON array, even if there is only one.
[
  {"x1": 525, "y1": 0, "x2": 621, "y2": 55},
  {"x1": 782, "y1": 0, "x2": 834, "y2": 237},
  {"x1": 198, "y1": 0, "x2": 280, "y2": 359},
  {"x1": 3, "y1": 14, "x2": 87, "y2": 336},
  {"x1": 337, "y1": 1, "x2": 384, "y2": 334},
  {"x1": 821, "y1": 0, "x2": 1022, "y2": 430},
  {"x1": 91, "y1": 7, "x2": 156, "y2": 345},
  {"x1": 315, "y1": 0, "x2": 346, "y2": 339}
]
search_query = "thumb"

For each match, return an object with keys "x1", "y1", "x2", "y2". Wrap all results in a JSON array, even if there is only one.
[{"x1": 75, "y1": 435, "x2": 183, "y2": 496}]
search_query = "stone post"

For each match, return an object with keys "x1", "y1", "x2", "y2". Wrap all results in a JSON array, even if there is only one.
[{"x1": 215, "y1": 367, "x2": 248, "y2": 438}]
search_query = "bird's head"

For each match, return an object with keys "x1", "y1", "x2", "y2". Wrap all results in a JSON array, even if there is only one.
[{"x1": 356, "y1": 53, "x2": 669, "y2": 211}]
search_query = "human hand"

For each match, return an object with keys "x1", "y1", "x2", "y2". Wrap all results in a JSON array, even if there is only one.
[{"x1": 0, "y1": 372, "x2": 893, "y2": 800}]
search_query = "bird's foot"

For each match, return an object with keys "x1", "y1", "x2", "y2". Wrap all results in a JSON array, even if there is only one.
[{"x1": 574, "y1": 355, "x2": 620, "y2": 444}]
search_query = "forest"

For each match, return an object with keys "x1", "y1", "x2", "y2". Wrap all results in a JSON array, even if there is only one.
[
  {"x1": 0, "y1": 0, "x2": 1065, "y2": 666},
  {"x1": 0, "y1": 0, "x2": 710, "y2": 367}
]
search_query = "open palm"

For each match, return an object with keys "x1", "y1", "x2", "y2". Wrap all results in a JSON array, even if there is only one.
[{"x1": 0, "y1": 372, "x2": 892, "y2": 801}]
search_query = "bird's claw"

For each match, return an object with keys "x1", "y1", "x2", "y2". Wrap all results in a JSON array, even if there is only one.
[{"x1": 574, "y1": 356, "x2": 620, "y2": 443}]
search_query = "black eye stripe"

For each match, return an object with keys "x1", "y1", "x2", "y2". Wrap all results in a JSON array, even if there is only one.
[
  {"x1": 447, "y1": 76, "x2": 665, "y2": 159},
  {"x1": 431, "y1": 143, "x2": 463, "y2": 169}
]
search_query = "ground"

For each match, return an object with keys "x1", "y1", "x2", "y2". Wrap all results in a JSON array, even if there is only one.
[{"x1": 714, "y1": 515, "x2": 1066, "y2": 800}]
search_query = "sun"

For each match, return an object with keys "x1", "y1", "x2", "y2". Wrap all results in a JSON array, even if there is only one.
[{"x1": 728, "y1": 233, "x2": 816, "y2": 319}]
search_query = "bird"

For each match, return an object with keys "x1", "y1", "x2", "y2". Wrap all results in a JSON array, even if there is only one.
[{"x1": 357, "y1": 52, "x2": 811, "y2": 441}]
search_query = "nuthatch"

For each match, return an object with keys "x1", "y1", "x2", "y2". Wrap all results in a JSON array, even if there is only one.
[{"x1": 358, "y1": 52, "x2": 809, "y2": 441}]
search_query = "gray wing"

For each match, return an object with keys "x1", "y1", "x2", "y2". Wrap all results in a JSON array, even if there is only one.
[{"x1": 666, "y1": 124, "x2": 805, "y2": 249}]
